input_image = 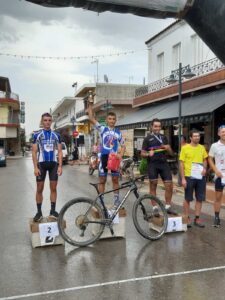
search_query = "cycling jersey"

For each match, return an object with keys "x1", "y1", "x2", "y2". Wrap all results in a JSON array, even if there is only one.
[
  {"x1": 95, "y1": 122, "x2": 124, "y2": 155},
  {"x1": 142, "y1": 133, "x2": 168, "y2": 162},
  {"x1": 32, "y1": 129, "x2": 61, "y2": 162}
]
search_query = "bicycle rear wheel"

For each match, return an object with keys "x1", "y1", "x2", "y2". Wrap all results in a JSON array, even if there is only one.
[
  {"x1": 132, "y1": 194, "x2": 168, "y2": 240},
  {"x1": 58, "y1": 197, "x2": 105, "y2": 247}
]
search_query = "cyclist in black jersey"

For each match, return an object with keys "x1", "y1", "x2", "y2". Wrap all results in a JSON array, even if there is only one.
[
  {"x1": 141, "y1": 118, "x2": 177, "y2": 215},
  {"x1": 32, "y1": 113, "x2": 63, "y2": 222}
]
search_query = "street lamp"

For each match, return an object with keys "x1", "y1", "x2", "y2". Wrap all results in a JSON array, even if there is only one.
[
  {"x1": 70, "y1": 116, "x2": 76, "y2": 150},
  {"x1": 166, "y1": 63, "x2": 195, "y2": 184}
]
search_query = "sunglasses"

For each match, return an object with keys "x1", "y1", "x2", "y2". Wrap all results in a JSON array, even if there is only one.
[{"x1": 218, "y1": 125, "x2": 225, "y2": 129}]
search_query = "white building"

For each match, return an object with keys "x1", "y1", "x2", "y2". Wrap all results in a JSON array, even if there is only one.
[
  {"x1": 51, "y1": 97, "x2": 87, "y2": 157},
  {"x1": 146, "y1": 20, "x2": 216, "y2": 83},
  {"x1": 118, "y1": 20, "x2": 225, "y2": 156}
]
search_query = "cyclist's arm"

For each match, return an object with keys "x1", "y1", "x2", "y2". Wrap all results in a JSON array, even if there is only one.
[
  {"x1": 208, "y1": 156, "x2": 222, "y2": 177},
  {"x1": 141, "y1": 137, "x2": 149, "y2": 158},
  {"x1": 163, "y1": 144, "x2": 174, "y2": 156},
  {"x1": 32, "y1": 144, "x2": 40, "y2": 176},
  {"x1": 88, "y1": 102, "x2": 97, "y2": 125},
  {"x1": 57, "y1": 143, "x2": 63, "y2": 167},
  {"x1": 120, "y1": 144, "x2": 126, "y2": 158}
]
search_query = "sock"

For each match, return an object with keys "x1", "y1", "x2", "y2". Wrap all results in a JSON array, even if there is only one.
[
  {"x1": 165, "y1": 204, "x2": 171, "y2": 210},
  {"x1": 51, "y1": 202, "x2": 56, "y2": 212},
  {"x1": 113, "y1": 193, "x2": 120, "y2": 206},
  {"x1": 37, "y1": 203, "x2": 42, "y2": 214},
  {"x1": 215, "y1": 212, "x2": 220, "y2": 218}
]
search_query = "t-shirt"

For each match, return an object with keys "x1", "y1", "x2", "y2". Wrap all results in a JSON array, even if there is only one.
[
  {"x1": 209, "y1": 141, "x2": 225, "y2": 175},
  {"x1": 179, "y1": 144, "x2": 208, "y2": 177},
  {"x1": 32, "y1": 129, "x2": 61, "y2": 162},
  {"x1": 142, "y1": 133, "x2": 168, "y2": 162},
  {"x1": 95, "y1": 122, "x2": 124, "y2": 155}
]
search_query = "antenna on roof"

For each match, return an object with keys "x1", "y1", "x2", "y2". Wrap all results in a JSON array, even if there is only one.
[{"x1": 104, "y1": 74, "x2": 109, "y2": 83}]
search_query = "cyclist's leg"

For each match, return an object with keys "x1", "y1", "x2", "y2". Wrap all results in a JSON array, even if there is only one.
[
  {"x1": 98, "y1": 154, "x2": 108, "y2": 193},
  {"x1": 111, "y1": 171, "x2": 120, "y2": 206},
  {"x1": 36, "y1": 163, "x2": 46, "y2": 203},
  {"x1": 148, "y1": 163, "x2": 158, "y2": 206},
  {"x1": 159, "y1": 163, "x2": 173, "y2": 206},
  {"x1": 34, "y1": 163, "x2": 46, "y2": 221},
  {"x1": 183, "y1": 177, "x2": 194, "y2": 225},
  {"x1": 48, "y1": 162, "x2": 59, "y2": 216}
]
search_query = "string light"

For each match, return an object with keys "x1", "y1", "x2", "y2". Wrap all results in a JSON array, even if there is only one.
[{"x1": 0, "y1": 49, "x2": 146, "y2": 61}]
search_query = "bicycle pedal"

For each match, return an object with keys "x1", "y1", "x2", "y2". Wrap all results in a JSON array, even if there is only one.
[{"x1": 109, "y1": 226, "x2": 115, "y2": 236}]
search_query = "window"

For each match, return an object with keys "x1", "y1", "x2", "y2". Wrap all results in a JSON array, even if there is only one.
[
  {"x1": 172, "y1": 43, "x2": 181, "y2": 70},
  {"x1": 191, "y1": 34, "x2": 203, "y2": 65},
  {"x1": 157, "y1": 52, "x2": 164, "y2": 79}
]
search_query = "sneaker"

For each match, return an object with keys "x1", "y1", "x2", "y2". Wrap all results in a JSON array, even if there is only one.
[
  {"x1": 33, "y1": 212, "x2": 43, "y2": 222},
  {"x1": 194, "y1": 218, "x2": 205, "y2": 228},
  {"x1": 187, "y1": 217, "x2": 192, "y2": 228},
  {"x1": 49, "y1": 210, "x2": 59, "y2": 220},
  {"x1": 213, "y1": 217, "x2": 221, "y2": 228},
  {"x1": 166, "y1": 206, "x2": 178, "y2": 216}
]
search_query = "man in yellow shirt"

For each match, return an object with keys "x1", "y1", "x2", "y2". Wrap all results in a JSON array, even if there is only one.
[{"x1": 180, "y1": 129, "x2": 208, "y2": 228}]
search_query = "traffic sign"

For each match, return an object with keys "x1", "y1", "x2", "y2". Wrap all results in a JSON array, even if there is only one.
[{"x1": 73, "y1": 130, "x2": 79, "y2": 137}]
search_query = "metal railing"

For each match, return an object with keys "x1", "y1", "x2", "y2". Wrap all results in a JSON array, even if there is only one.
[
  {"x1": 76, "y1": 109, "x2": 88, "y2": 119},
  {"x1": 0, "y1": 91, "x2": 19, "y2": 101},
  {"x1": 135, "y1": 57, "x2": 225, "y2": 98},
  {"x1": 0, "y1": 113, "x2": 19, "y2": 124}
]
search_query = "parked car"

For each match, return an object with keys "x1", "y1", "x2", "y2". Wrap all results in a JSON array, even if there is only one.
[
  {"x1": 0, "y1": 148, "x2": 6, "y2": 167},
  {"x1": 56, "y1": 142, "x2": 68, "y2": 165}
]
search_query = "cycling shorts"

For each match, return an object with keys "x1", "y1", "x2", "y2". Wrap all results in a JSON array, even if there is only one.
[
  {"x1": 148, "y1": 161, "x2": 172, "y2": 182},
  {"x1": 99, "y1": 154, "x2": 120, "y2": 177},
  {"x1": 36, "y1": 162, "x2": 58, "y2": 182}
]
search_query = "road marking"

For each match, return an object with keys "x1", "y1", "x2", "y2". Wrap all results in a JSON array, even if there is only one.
[{"x1": 1, "y1": 265, "x2": 225, "y2": 299}]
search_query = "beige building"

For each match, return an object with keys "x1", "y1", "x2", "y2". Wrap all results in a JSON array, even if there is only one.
[
  {"x1": 0, "y1": 77, "x2": 21, "y2": 155},
  {"x1": 75, "y1": 82, "x2": 142, "y2": 157}
]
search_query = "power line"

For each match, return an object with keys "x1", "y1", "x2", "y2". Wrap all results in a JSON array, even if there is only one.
[{"x1": 0, "y1": 49, "x2": 146, "y2": 61}]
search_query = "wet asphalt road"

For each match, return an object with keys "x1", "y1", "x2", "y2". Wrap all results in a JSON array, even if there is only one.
[{"x1": 1, "y1": 156, "x2": 225, "y2": 299}]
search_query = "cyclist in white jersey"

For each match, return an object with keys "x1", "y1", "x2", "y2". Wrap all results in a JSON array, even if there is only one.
[{"x1": 32, "y1": 113, "x2": 62, "y2": 222}]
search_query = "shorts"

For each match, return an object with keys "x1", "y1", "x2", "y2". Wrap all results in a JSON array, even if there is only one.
[
  {"x1": 184, "y1": 176, "x2": 206, "y2": 202},
  {"x1": 215, "y1": 177, "x2": 225, "y2": 192},
  {"x1": 99, "y1": 154, "x2": 120, "y2": 177},
  {"x1": 37, "y1": 162, "x2": 58, "y2": 182},
  {"x1": 148, "y1": 161, "x2": 172, "y2": 182}
]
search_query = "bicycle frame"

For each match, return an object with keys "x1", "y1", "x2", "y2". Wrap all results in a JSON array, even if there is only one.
[{"x1": 89, "y1": 178, "x2": 141, "y2": 225}]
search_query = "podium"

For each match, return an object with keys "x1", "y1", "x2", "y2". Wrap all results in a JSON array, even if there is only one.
[
  {"x1": 91, "y1": 207, "x2": 127, "y2": 239},
  {"x1": 29, "y1": 217, "x2": 66, "y2": 248},
  {"x1": 150, "y1": 214, "x2": 188, "y2": 233}
]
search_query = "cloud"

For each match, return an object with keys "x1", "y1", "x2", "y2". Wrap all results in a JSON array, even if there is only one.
[{"x1": 0, "y1": 0, "x2": 173, "y2": 134}]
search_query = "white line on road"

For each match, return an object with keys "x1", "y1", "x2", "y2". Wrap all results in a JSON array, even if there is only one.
[{"x1": 1, "y1": 265, "x2": 225, "y2": 299}]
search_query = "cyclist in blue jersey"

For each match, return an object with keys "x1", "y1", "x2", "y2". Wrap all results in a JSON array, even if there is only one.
[
  {"x1": 32, "y1": 112, "x2": 63, "y2": 222},
  {"x1": 88, "y1": 96, "x2": 126, "y2": 208}
]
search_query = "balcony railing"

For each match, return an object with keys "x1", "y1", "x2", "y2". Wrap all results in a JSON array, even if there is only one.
[
  {"x1": 135, "y1": 57, "x2": 225, "y2": 98},
  {"x1": 0, "y1": 91, "x2": 19, "y2": 101},
  {"x1": 76, "y1": 109, "x2": 88, "y2": 119},
  {"x1": 0, "y1": 113, "x2": 19, "y2": 124}
]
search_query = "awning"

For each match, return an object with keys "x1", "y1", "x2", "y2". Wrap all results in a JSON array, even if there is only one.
[{"x1": 117, "y1": 88, "x2": 225, "y2": 127}]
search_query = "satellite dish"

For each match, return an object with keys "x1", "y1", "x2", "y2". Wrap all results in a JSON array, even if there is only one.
[{"x1": 104, "y1": 74, "x2": 109, "y2": 83}]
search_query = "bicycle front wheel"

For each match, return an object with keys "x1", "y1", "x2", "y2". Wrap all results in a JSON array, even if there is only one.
[
  {"x1": 58, "y1": 197, "x2": 105, "y2": 247},
  {"x1": 132, "y1": 194, "x2": 168, "y2": 240}
]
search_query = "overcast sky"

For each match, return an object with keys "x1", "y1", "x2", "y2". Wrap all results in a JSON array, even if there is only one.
[{"x1": 0, "y1": 0, "x2": 173, "y2": 135}]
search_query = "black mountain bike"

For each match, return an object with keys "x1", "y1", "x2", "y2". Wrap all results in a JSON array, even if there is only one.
[{"x1": 58, "y1": 158, "x2": 168, "y2": 247}]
